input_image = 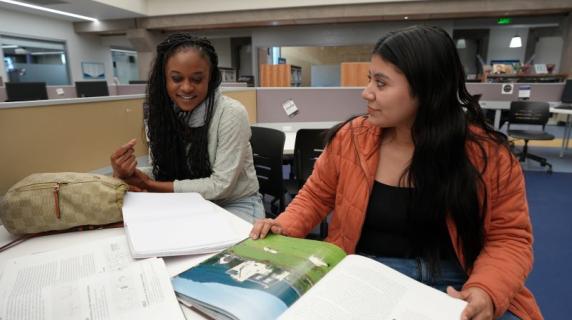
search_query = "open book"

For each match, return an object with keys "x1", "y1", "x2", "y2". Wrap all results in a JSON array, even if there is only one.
[
  {"x1": 0, "y1": 236, "x2": 184, "y2": 320},
  {"x1": 171, "y1": 235, "x2": 467, "y2": 320},
  {"x1": 121, "y1": 192, "x2": 243, "y2": 258}
]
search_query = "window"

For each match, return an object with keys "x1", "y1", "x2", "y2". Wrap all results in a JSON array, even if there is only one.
[
  {"x1": 1, "y1": 35, "x2": 70, "y2": 85},
  {"x1": 111, "y1": 49, "x2": 139, "y2": 84}
]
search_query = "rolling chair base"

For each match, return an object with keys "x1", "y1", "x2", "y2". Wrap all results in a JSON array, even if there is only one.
[{"x1": 514, "y1": 151, "x2": 553, "y2": 174}]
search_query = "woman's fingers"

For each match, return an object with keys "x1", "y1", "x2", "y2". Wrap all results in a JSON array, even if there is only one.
[
  {"x1": 250, "y1": 219, "x2": 282, "y2": 239},
  {"x1": 111, "y1": 140, "x2": 137, "y2": 178}
]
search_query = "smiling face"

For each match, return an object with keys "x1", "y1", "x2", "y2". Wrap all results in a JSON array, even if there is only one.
[
  {"x1": 165, "y1": 48, "x2": 211, "y2": 112},
  {"x1": 361, "y1": 54, "x2": 419, "y2": 129}
]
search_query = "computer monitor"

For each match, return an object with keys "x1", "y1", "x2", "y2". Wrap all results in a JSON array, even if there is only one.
[
  {"x1": 561, "y1": 79, "x2": 572, "y2": 104},
  {"x1": 5, "y1": 82, "x2": 48, "y2": 102},
  {"x1": 129, "y1": 80, "x2": 147, "y2": 84},
  {"x1": 75, "y1": 81, "x2": 109, "y2": 98}
]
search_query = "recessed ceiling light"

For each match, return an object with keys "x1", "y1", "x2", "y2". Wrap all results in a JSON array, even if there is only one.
[{"x1": 0, "y1": 0, "x2": 98, "y2": 22}]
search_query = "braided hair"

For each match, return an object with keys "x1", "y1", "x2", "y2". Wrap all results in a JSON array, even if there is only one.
[{"x1": 146, "y1": 32, "x2": 222, "y2": 181}]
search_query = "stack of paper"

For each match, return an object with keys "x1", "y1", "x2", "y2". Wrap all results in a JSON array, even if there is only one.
[
  {"x1": 121, "y1": 192, "x2": 243, "y2": 258},
  {"x1": 0, "y1": 237, "x2": 185, "y2": 320}
]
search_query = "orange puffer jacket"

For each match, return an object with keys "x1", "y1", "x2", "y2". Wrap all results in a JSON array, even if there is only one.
[{"x1": 276, "y1": 116, "x2": 542, "y2": 319}]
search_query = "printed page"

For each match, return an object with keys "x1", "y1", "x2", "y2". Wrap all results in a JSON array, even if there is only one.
[
  {"x1": 172, "y1": 235, "x2": 347, "y2": 320},
  {"x1": 122, "y1": 192, "x2": 242, "y2": 258},
  {"x1": 0, "y1": 236, "x2": 133, "y2": 319},
  {"x1": 279, "y1": 254, "x2": 467, "y2": 320},
  {"x1": 1, "y1": 257, "x2": 184, "y2": 320}
]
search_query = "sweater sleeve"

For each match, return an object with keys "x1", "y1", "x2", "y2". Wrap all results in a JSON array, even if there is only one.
[
  {"x1": 463, "y1": 149, "x2": 534, "y2": 318},
  {"x1": 276, "y1": 128, "x2": 342, "y2": 237},
  {"x1": 172, "y1": 101, "x2": 251, "y2": 200}
]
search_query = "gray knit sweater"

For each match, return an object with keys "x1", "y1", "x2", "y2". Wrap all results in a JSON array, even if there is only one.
[{"x1": 141, "y1": 95, "x2": 259, "y2": 204}]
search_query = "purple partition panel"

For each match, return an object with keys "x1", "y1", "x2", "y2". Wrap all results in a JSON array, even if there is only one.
[
  {"x1": 47, "y1": 85, "x2": 77, "y2": 99},
  {"x1": 256, "y1": 88, "x2": 365, "y2": 123},
  {"x1": 116, "y1": 84, "x2": 146, "y2": 95},
  {"x1": 466, "y1": 83, "x2": 564, "y2": 102}
]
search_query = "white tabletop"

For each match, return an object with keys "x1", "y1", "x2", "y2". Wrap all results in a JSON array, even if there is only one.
[{"x1": 0, "y1": 201, "x2": 252, "y2": 319}]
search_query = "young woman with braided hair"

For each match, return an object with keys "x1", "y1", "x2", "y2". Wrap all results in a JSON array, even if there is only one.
[{"x1": 110, "y1": 32, "x2": 264, "y2": 223}]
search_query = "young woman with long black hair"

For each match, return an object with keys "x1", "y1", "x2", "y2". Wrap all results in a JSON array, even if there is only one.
[
  {"x1": 250, "y1": 26, "x2": 542, "y2": 320},
  {"x1": 111, "y1": 33, "x2": 264, "y2": 223}
]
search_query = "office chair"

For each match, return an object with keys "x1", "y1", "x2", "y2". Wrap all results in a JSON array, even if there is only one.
[
  {"x1": 250, "y1": 126, "x2": 286, "y2": 218},
  {"x1": 285, "y1": 129, "x2": 329, "y2": 239},
  {"x1": 507, "y1": 101, "x2": 554, "y2": 174}
]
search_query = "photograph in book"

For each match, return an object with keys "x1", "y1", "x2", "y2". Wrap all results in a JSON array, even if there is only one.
[
  {"x1": 172, "y1": 234, "x2": 467, "y2": 320},
  {"x1": 171, "y1": 235, "x2": 346, "y2": 320}
]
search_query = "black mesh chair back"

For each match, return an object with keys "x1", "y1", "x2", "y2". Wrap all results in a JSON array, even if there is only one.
[
  {"x1": 293, "y1": 129, "x2": 327, "y2": 188},
  {"x1": 290, "y1": 128, "x2": 328, "y2": 239},
  {"x1": 507, "y1": 101, "x2": 554, "y2": 173},
  {"x1": 250, "y1": 126, "x2": 286, "y2": 217},
  {"x1": 508, "y1": 101, "x2": 551, "y2": 128}
]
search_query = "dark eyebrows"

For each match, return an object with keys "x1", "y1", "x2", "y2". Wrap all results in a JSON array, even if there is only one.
[
  {"x1": 368, "y1": 71, "x2": 390, "y2": 81},
  {"x1": 168, "y1": 70, "x2": 205, "y2": 76}
]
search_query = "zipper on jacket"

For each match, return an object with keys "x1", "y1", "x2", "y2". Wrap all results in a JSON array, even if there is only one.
[{"x1": 53, "y1": 183, "x2": 61, "y2": 219}]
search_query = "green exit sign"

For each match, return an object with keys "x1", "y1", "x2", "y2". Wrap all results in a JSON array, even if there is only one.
[{"x1": 497, "y1": 17, "x2": 512, "y2": 25}]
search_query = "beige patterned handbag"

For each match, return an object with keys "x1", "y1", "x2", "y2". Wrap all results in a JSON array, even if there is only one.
[{"x1": 0, "y1": 172, "x2": 128, "y2": 235}]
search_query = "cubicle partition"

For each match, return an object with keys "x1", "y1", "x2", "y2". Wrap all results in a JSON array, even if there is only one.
[
  {"x1": 256, "y1": 87, "x2": 365, "y2": 123},
  {"x1": 0, "y1": 88, "x2": 256, "y2": 195},
  {"x1": 466, "y1": 82, "x2": 564, "y2": 102},
  {"x1": 0, "y1": 96, "x2": 147, "y2": 195},
  {"x1": 0, "y1": 83, "x2": 567, "y2": 195},
  {"x1": 0, "y1": 84, "x2": 148, "y2": 102}
]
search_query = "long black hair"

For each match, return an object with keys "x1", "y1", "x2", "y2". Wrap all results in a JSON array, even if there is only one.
[
  {"x1": 328, "y1": 25, "x2": 510, "y2": 272},
  {"x1": 146, "y1": 33, "x2": 222, "y2": 181}
]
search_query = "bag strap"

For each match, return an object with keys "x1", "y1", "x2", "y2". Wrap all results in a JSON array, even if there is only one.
[{"x1": 0, "y1": 222, "x2": 124, "y2": 253}]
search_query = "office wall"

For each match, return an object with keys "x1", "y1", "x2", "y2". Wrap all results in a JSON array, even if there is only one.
[
  {"x1": 0, "y1": 98, "x2": 147, "y2": 195},
  {"x1": 250, "y1": 20, "x2": 454, "y2": 84},
  {"x1": 210, "y1": 38, "x2": 232, "y2": 68},
  {"x1": 0, "y1": 8, "x2": 117, "y2": 84},
  {"x1": 535, "y1": 36, "x2": 564, "y2": 72},
  {"x1": 280, "y1": 45, "x2": 371, "y2": 86},
  {"x1": 486, "y1": 27, "x2": 529, "y2": 64}
]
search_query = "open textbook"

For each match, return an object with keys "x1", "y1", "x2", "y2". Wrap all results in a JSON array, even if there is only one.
[
  {"x1": 0, "y1": 237, "x2": 184, "y2": 320},
  {"x1": 121, "y1": 192, "x2": 243, "y2": 258},
  {"x1": 171, "y1": 235, "x2": 467, "y2": 320}
]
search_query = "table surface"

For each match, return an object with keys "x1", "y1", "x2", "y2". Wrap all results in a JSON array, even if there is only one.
[{"x1": 0, "y1": 201, "x2": 252, "y2": 319}]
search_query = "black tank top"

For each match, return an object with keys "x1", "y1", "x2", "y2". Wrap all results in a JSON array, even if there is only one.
[{"x1": 355, "y1": 180, "x2": 455, "y2": 259}]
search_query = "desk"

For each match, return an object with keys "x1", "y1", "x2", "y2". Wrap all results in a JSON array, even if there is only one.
[
  {"x1": 252, "y1": 121, "x2": 339, "y2": 156},
  {"x1": 0, "y1": 202, "x2": 252, "y2": 320}
]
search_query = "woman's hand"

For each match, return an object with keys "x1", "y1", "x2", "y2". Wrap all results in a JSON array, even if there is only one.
[
  {"x1": 250, "y1": 218, "x2": 284, "y2": 240},
  {"x1": 111, "y1": 139, "x2": 137, "y2": 178},
  {"x1": 447, "y1": 286, "x2": 494, "y2": 320},
  {"x1": 123, "y1": 169, "x2": 151, "y2": 191}
]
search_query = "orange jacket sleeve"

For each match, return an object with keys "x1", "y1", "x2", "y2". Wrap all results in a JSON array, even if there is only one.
[{"x1": 463, "y1": 148, "x2": 534, "y2": 318}]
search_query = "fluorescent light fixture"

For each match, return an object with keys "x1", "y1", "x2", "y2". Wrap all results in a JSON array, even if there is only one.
[
  {"x1": 509, "y1": 35, "x2": 522, "y2": 48},
  {"x1": 111, "y1": 48, "x2": 137, "y2": 54},
  {"x1": 1, "y1": 44, "x2": 18, "y2": 49},
  {"x1": 30, "y1": 51, "x2": 64, "y2": 55},
  {"x1": 456, "y1": 38, "x2": 466, "y2": 49},
  {"x1": 0, "y1": 0, "x2": 98, "y2": 22}
]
